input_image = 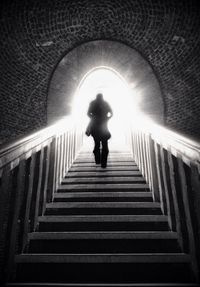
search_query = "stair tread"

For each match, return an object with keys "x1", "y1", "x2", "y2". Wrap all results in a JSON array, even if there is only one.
[
  {"x1": 28, "y1": 231, "x2": 178, "y2": 240},
  {"x1": 72, "y1": 163, "x2": 137, "y2": 167},
  {"x1": 38, "y1": 215, "x2": 168, "y2": 223},
  {"x1": 54, "y1": 192, "x2": 153, "y2": 198},
  {"x1": 58, "y1": 183, "x2": 149, "y2": 191},
  {"x1": 5, "y1": 283, "x2": 200, "y2": 286},
  {"x1": 69, "y1": 167, "x2": 140, "y2": 172},
  {"x1": 62, "y1": 177, "x2": 145, "y2": 184},
  {"x1": 75, "y1": 159, "x2": 135, "y2": 163},
  {"x1": 15, "y1": 253, "x2": 190, "y2": 263},
  {"x1": 46, "y1": 202, "x2": 160, "y2": 209},
  {"x1": 66, "y1": 171, "x2": 142, "y2": 178}
]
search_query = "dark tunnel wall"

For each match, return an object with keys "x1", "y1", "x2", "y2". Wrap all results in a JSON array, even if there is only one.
[{"x1": 0, "y1": 0, "x2": 200, "y2": 145}]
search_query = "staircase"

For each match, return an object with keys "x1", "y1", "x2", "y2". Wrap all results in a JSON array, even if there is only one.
[{"x1": 10, "y1": 147, "x2": 197, "y2": 286}]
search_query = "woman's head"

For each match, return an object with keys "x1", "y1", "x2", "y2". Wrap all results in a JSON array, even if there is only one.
[{"x1": 96, "y1": 93, "x2": 103, "y2": 101}]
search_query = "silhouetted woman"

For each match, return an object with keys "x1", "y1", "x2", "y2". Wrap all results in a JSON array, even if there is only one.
[{"x1": 86, "y1": 93, "x2": 113, "y2": 168}]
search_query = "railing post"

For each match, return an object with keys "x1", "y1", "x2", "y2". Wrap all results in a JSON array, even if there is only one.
[
  {"x1": 177, "y1": 159, "x2": 199, "y2": 281},
  {"x1": 6, "y1": 158, "x2": 27, "y2": 281},
  {"x1": 160, "y1": 147, "x2": 176, "y2": 231},
  {"x1": 39, "y1": 144, "x2": 51, "y2": 216},
  {"x1": 65, "y1": 131, "x2": 70, "y2": 173},
  {"x1": 55, "y1": 136, "x2": 61, "y2": 190},
  {"x1": 0, "y1": 166, "x2": 14, "y2": 282},
  {"x1": 142, "y1": 134, "x2": 147, "y2": 178},
  {"x1": 167, "y1": 153, "x2": 185, "y2": 251},
  {"x1": 154, "y1": 142, "x2": 167, "y2": 214},
  {"x1": 30, "y1": 149, "x2": 44, "y2": 232},
  {"x1": 148, "y1": 135, "x2": 159, "y2": 201},
  {"x1": 62, "y1": 133, "x2": 67, "y2": 178},
  {"x1": 47, "y1": 137, "x2": 56, "y2": 203},
  {"x1": 139, "y1": 131, "x2": 145, "y2": 176},
  {"x1": 21, "y1": 152, "x2": 36, "y2": 253}
]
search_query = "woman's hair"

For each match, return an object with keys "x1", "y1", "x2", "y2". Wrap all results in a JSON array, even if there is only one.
[{"x1": 96, "y1": 93, "x2": 103, "y2": 100}]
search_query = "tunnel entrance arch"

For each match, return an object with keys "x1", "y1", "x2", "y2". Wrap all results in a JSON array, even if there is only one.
[
  {"x1": 48, "y1": 40, "x2": 164, "y2": 126},
  {"x1": 72, "y1": 65, "x2": 135, "y2": 144}
]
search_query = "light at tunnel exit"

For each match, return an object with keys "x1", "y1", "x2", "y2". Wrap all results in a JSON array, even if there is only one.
[{"x1": 72, "y1": 67, "x2": 140, "y2": 144}]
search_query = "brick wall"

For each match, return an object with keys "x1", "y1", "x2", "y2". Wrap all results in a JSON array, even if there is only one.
[
  {"x1": 48, "y1": 40, "x2": 164, "y2": 125},
  {"x1": 0, "y1": 0, "x2": 200, "y2": 145}
]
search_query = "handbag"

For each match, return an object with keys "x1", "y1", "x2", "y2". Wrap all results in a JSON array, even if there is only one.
[{"x1": 85, "y1": 121, "x2": 92, "y2": 136}]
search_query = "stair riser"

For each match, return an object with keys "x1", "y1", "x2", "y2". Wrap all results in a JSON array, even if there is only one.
[
  {"x1": 72, "y1": 163, "x2": 137, "y2": 167},
  {"x1": 57, "y1": 188, "x2": 149, "y2": 192},
  {"x1": 6, "y1": 284, "x2": 199, "y2": 287},
  {"x1": 38, "y1": 222, "x2": 169, "y2": 232},
  {"x1": 66, "y1": 172, "x2": 142, "y2": 178},
  {"x1": 61, "y1": 180, "x2": 146, "y2": 184},
  {"x1": 15, "y1": 262, "x2": 193, "y2": 283},
  {"x1": 28, "y1": 239, "x2": 180, "y2": 253},
  {"x1": 69, "y1": 167, "x2": 140, "y2": 172},
  {"x1": 45, "y1": 208, "x2": 162, "y2": 216},
  {"x1": 54, "y1": 197, "x2": 153, "y2": 202}
]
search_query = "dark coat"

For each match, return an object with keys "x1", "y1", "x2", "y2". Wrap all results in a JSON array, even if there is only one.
[{"x1": 86, "y1": 99, "x2": 113, "y2": 140}]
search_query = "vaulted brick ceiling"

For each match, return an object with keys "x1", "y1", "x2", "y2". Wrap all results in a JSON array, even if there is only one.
[{"x1": 0, "y1": 0, "x2": 200, "y2": 144}]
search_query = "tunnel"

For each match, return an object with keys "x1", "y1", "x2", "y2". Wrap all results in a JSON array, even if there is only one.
[
  {"x1": 0, "y1": 0, "x2": 200, "y2": 145},
  {"x1": 0, "y1": 1, "x2": 200, "y2": 285}
]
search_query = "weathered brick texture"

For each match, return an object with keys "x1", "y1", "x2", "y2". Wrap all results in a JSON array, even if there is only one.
[{"x1": 0, "y1": 0, "x2": 200, "y2": 144}]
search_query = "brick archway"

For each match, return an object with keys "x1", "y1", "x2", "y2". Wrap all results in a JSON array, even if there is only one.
[{"x1": 48, "y1": 40, "x2": 164, "y2": 125}]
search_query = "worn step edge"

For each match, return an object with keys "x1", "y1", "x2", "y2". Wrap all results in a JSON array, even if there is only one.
[
  {"x1": 75, "y1": 159, "x2": 135, "y2": 163},
  {"x1": 62, "y1": 177, "x2": 145, "y2": 184},
  {"x1": 69, "y1": 167, "x2": 140, "y2": 172},
  {"x1": 15, "y1": 253, "x2": 190, "y2": 263},
  {"x1": 28, "y1": 231, "x2": 178, "y2": 240},
  {"x1": 72, "y1": 163, "x2": 137, "y2": 167},
  {"x1": 5, "y1": 283, "x2": 200, "y2": 287},
  {"x1": 38, "y1": 215, "x2": 168, "y2": 223},
  {"x1": 65, "y1": 171, "x2": 142, "y2": 178},
  {"x1": 45, "y1": 202, "x2": 160, "y2": 209},
  {"x1": 54, "y1": 192, "x2": 153, "y2": 199},
  {"x1": 58, "y1": 184, "x2": 149, "y2": 191}
]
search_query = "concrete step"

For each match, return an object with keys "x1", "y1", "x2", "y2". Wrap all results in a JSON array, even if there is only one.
[
  {"x1": 28, "y1": 231, "x2": 179, "y2": 240},
  {"x1": 15, "y1": 253, "x2": 190, "y2": 263},
  {"x1": 45, "y1": 202, "x2": 161, "y2": 215},
  {"x1": 69, "y1": 166, "x2": 140, "y2": 172},
  {"x1": 53, "y1": 191, "x2": 153, "y2": 202},
  {"x1": 66, "y1": 171, "x2": 142, "y2": 178},
  {"x1": 38, "y1": 215, "x2": 169, "y2": 232},
  {"x1": 27, "y1": 231, "x2": 180, "y2": 253},
  {"x1": 78, "y1": 152, "x2": 131, "y2": 157},
  {"x1": 6, "y1": 283, "x2": 200, "y2": 286},
  {"x1": 58, "y1": 183, "x2": 149, "y2": 192},
  {"x1": 72, "y1": 162, "x2": 137, "y2": 167},
  {"x1": 61, "y1": 177, "x2": 145, "y2": 184},
  {"x1": 74, "y1": 158, "x2": 135, "y2": 163},
  {"x1": 14, "y1": 253, "x2": 193, "y2": 283}
]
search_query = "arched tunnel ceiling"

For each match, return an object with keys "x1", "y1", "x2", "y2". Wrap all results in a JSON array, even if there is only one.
[
  {"x1": 48, "y1": 40, "x2": 164, "y2": 124},
  {"x1": 0, "y1": 0, "x2": 200, "y2": 144}
]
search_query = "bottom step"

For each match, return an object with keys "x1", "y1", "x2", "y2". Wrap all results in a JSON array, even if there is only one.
[
  {"x1": 13, "y1": 254, "x2": 195, "y2": 284},
  {"x1": 6, "y1": 283, "x2": 200, "y2": 287}
]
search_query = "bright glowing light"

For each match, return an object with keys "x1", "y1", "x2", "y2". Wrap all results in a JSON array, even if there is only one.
[{"x1": 72, "y1": 67, "x2": 140, "y2": 144}]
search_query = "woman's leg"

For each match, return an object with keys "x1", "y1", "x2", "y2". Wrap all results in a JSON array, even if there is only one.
[
  {"x1": 101, "y1": 139, "x2": 109, "y2": 168},
  {"x1": 93, "y1": 137, "x2": 101, "y2": 164}
]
